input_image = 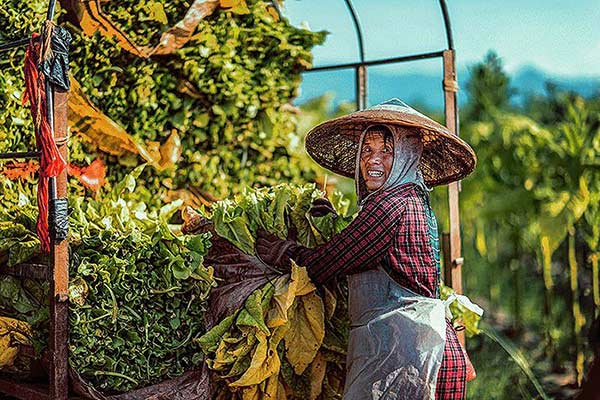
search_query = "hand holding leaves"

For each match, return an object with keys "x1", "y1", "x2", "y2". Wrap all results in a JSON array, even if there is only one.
[
  {"x1": 309, "y1": 198, "x2": 337, "y2": 218},
  {"x1": 255, "y1": 228, "x2": 297, "y2": 271}
]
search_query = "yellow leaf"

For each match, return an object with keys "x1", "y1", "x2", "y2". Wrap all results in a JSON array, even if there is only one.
[
  {"x1": 220, "y1": 0, "x2": 250, "y2": 13},
  {"x1": 146, "y1": 1, "x2": 169, "y2": 24},
  {"x1": 158, "y1": 130, "x2": 182, "y2": 170},
  {"x1": 264, "y1": 373, "x2": 285, "y2": 400},
  {"x1": 0, "y1": 341, "x2": 18, "y2": 368},
  {"x1": 212, "y1": 336, "x2": 237, "y2": 370},
  {"x1": 267, "y1": 263, "x2": 316, "y2": 327},
  {"x1": 0, "y1": 316, "x2": 32, "y2": 369},
  {"x1": 308, "y1": 351, "x2": 327, "y2": 400},
  {"x1": 266, "y1": 5, "x2": 280, "y2": 22},
  {"x1": 267, "y1": 274, "x2": 294, "y2": 328},
  {"x1": 284, "y1": 291, "x2": 325, "y2": 375},
  {"x1": 241, "y1": 385, "x2": 260, "y2": 400},
  {"x1": 291, "y1": 261, "x2": 316, "y2": 296},
  {"x1": 230, "y1": 330, "x2": 277, "y2": 387},
  {"x1": 224, "y1": 334, "x2": 258, "y2": 378}
]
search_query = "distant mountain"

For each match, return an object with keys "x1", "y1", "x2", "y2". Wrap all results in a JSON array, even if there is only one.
[
  {"x1": 512, "y1": 65, "x2": 600, "y2": 102},
  {"x1": 295, "y1": 65, "x2": 600, "y2": 110}
]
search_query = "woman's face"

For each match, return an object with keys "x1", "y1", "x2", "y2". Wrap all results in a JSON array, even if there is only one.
[{"x1": 360, "y1": 131, "x2": 394, "y2": 192}]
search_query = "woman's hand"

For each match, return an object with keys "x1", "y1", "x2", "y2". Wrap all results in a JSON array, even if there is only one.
[
  {"x1": 255, "y1": 229, "x2": 296, "y2": 271},
  {"x1": 309, "y1": 198, "x2": 337, "y2": 218}
]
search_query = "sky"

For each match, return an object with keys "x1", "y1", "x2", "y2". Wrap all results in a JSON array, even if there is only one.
[{"x1": 283, "y1": 0, "x2": 600, "y2": 78}]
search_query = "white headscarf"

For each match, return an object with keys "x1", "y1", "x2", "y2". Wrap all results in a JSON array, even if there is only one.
[{"x1": 355, "y1": 124, "x2": 428, "y2": 206}]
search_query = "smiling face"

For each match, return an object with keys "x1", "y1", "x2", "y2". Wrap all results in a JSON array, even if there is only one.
[{"x1": 359, "y1": 127, "x2": 394, "y2": 192}]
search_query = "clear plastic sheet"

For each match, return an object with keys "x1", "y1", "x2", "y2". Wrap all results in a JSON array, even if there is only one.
[{"x1": 344, "y1": 268, "x2": 446, "y2": 400}]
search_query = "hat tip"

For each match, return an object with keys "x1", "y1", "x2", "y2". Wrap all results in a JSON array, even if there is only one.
[{"x1": 379, "y1": 98, "x2": 409, "y2": 108}]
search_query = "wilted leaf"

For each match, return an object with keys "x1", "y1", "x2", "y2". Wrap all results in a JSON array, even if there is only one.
[{"x1": 284, "y1": 291, "x2": 325, "y2": 375}]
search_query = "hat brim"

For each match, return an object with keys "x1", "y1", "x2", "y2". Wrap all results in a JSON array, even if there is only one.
[{"x1": 305, "y1": 109, "x2": 477, "y2": 187}]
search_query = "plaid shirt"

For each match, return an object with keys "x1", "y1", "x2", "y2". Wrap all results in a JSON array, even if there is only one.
[
  {"x1": 294, "y1": 183, "x2": 438, "y2": 297},
  {"x1": 292, "y1": 182, "x2": 467, "y2": 399}
]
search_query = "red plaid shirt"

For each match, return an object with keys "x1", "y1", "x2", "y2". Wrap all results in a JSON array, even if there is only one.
[
  {"x1": 292, "y1": 182, "x2": 467, "y2": 399},
  {"x1": 294, "y1": 183, "x2": 438, "y2": 297}
]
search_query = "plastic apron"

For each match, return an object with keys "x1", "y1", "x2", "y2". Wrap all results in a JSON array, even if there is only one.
[{"x1": 343, "y1": 268, "x2": 447, "y2": 400}]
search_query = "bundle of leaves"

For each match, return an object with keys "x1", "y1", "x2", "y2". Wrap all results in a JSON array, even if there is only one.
[
  {"x1": 193, "y1": 183, "x2": 352, "y2": 399},
  {"x1": 1, "y1": 0, "x2": 326, "y2": 204},
  {"x1": 0, "y1": 167, "x2": 216, "y2": 392}
]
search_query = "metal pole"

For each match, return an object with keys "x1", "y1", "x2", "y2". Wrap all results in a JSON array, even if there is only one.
[
  {"x1": 46, "y1": 0, "x2": 57, "y2": 21},
  {"x1": 0, "y1": 37, "x2": 29, "y2": 52},
  {"x1": 343, "y1": 0, "x2": 367, "y2": 109},
  {"x1": 0, "y1": 151, "x2": 42, "y2": 160},
  {"x1": 306, "y1": 50, "x2": 445, "y2": 72},
  {"x1": 438, "y1": 0, "x2": 455, "y2": 50}
]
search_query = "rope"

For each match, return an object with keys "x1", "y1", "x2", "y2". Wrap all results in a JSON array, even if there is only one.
[
  {"x1": 54, "y1": 135, "x2": 69, "y2": 147},
  {"x1": 443, "y1": 78, "x2": 459, "y2": 93},
  {"x1": 23, "y1": 24, "x2": 66, "y2": 253}
]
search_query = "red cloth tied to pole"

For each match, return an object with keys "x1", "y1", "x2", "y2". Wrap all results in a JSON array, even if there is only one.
[{"x1": 23, "y1": 30, "x2": 67, "y2": 253}]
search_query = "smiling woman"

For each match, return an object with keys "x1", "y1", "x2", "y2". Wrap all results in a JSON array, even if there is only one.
[
  {"x1": 359, "y1": 125, "x2": 394, "y2": 192},
  {"x1": 256, "y1": 98, "x2": 479, "y2": 399}
]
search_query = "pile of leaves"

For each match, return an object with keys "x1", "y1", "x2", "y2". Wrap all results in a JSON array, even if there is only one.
[
  {"x1": 1, "y1": 0, "x2": 326, "y2": 204},
  {"x1": 0, "y1": 167, "x2": 216, "y2": 392}
]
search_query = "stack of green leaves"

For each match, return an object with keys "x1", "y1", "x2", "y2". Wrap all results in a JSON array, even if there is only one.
[
  {"x1": 67, "y1": 166, "x2": 216, "y2": 392},
  {"x1": 0, "y1": 167, "x2": 216, "y2": 392},
  {"x1": 210, "y1": 183, "x2": 351, "y2": 253},
  {"x1": 71, "y1": 0, "x2": 325, "y2": 199},
  {"x1": 1, "y1": 0, "x2": 326, "y2": 205}
]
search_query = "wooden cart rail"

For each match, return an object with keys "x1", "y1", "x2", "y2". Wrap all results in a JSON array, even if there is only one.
[{"x1": 0, "y1": 0, "x2": 70, "y2": 398}]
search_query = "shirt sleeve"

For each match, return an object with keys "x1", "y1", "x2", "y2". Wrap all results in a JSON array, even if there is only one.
[{"x1": 291, "y1": 197, "x2": 404, "y2": 284}]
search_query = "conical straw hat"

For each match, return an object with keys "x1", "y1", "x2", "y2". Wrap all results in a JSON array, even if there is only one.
[{"x1": 305, "y1": 98, "x2": 476, "y2": 186}]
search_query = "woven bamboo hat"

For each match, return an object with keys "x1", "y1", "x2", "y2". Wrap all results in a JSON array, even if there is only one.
[{"x1": 305, "y1": 98, "x2": 476, "y2": 186}]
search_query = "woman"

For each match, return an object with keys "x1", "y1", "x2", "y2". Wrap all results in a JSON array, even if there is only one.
[{"x1": 256, "y1": 98, "x2": 477, "y2": 400}]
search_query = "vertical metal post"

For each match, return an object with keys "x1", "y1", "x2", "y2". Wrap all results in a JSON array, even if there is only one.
[
  {"x1": 443, "y1": 49, "x2": 465, "y2": 346},
  {"x1": 355, "y1": 65, "x2": 367, "y2": 110},
  {"x1": 49, "y1": 90, "x2": 69, "y2": 400}
]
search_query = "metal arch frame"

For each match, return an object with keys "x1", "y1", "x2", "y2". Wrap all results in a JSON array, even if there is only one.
[
  {"x1": 304, "y1": 0, "x2": 455, "y2": 109},
  {"x1": 303, "y1": 0, "x2": 466, "y2": 337}
]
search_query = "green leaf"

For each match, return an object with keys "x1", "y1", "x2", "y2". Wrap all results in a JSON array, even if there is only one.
[{"x1": 197, "y1": 314, "x2": 236, "y2": 353}]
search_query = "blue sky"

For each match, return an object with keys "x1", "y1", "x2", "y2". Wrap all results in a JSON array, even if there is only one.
[{"x1": 284, "y1": 0, "x2": 600, "y2": 78}]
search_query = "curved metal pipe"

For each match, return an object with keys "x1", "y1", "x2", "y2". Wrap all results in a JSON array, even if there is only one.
[
  {"x1": 343, "y1": 0, "x2": 367, "y2": 110},
  {"x1": 343, "y1": 0, "x2": 365, "y2": 62},
  {"x1": 438, "y1": 0, "x2": 454, "y2": 50},
  {"x1": 270, "y1": 0, "x2": 283, "y2": 20}
]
